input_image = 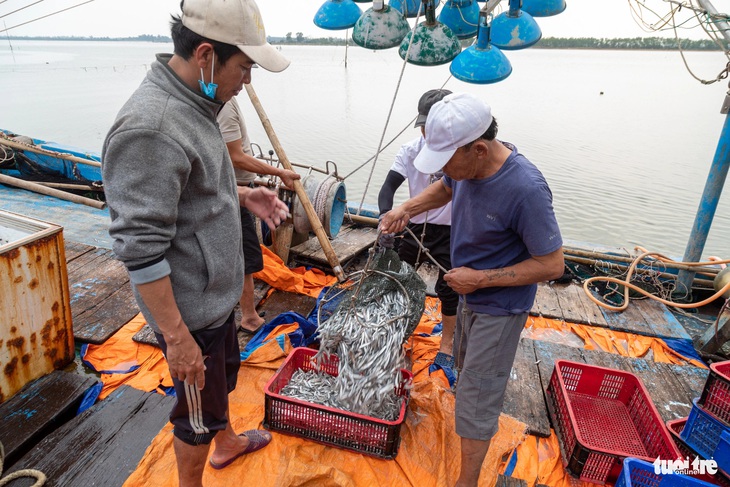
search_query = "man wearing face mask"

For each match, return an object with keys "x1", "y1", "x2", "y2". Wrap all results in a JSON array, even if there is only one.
[{"x1": 102, "y1": 1, "x2": 288, "y2": 485}]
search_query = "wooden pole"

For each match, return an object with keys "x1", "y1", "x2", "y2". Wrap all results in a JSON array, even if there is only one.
[
  {"x1": 0, "y1": 174, "x2": 106, "y2": 210},
  {"x1": 0, "y1": 135, "x2": 102, "y2": 168},
  {"x1": 35, "y1": 182, "x2": 102, "y2": 191},
  {"x1": 244, "y1": 83, "x2": 346, "y2": 282},
  {"x1": 563, "y1": 246, "x2": 720, "y2": 275},
  {"x1": 346, "y1": 213, "x2": 378, "y2": 227}
]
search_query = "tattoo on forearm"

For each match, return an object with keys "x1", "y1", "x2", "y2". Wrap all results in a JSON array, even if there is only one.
[{"x1": 483, "y1": 269, "x2": 516, "y2": 282}]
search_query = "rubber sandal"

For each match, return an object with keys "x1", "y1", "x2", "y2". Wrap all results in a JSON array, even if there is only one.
[
  {"x1": 239, "y1": 324, "x2": 263, "y2": 335},
  {"x1": 209, "y1": 430, "x2": 272, "y2": 469}
]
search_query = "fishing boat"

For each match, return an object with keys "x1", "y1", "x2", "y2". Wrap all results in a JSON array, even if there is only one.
[{"x1": 2, "y1": 0, "x2": 730, "y2": 485}]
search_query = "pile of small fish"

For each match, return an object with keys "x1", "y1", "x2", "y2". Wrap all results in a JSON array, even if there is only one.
[{"x1": 281, "y1": 289, "x2": 410, "y2": 421}]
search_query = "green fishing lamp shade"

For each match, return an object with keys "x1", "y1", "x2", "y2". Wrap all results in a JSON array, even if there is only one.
[
  {"x1": 314, "y1": 0, "x2": 364, "y2": 30},
  {"x1": 389, "y1": 0, "x2": 422, "y2": 17},
  {"x1": 438, "y1": 0, "x2": 479, "y2": 40},
  {"x1": 490, "y1": 0, "x2": 541, "y2": 49},
  {"x1": 399, "y1": 0, "x2": 461, "y2": 65},
  {"x1": 522, "y1": 0, "x2": 566, "y2": 17},
  {"x1": 352, "y1": 0, "x2": 410, "y2": 49},
  {"x1": 450, "y1": 14, "x2": 511, "y2": 84}
]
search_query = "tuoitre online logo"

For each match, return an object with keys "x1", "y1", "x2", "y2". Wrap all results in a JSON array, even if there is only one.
[{"x1": 653, "y1": 457, "x2": 718, "y2": 475}]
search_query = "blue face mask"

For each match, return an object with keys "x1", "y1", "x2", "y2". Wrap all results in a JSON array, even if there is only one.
[{"x1": 198, "y1": 53, "x2": 218, "y2": 100}]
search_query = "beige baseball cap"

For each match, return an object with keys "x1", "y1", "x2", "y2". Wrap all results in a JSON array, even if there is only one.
[{"x1": 182, "y1": 0, "x2": 290, "y2": 73}]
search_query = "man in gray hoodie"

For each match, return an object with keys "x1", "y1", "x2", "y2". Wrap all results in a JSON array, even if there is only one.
[{"x1": 102, "y1": 1, "x2": 288, "y2": 485}]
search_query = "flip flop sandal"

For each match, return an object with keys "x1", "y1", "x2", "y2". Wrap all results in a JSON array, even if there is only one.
[
  {"x1": 239, "y1": 324, "x2": 264, "y2": 335},
  {"x1": 209, "y1": 429, "x2": 272, "y2": 470}
]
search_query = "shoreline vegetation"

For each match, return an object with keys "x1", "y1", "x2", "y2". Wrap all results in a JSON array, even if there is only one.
[{"x1": 4, "y1": 34, "x2": 723, "y2": 50}]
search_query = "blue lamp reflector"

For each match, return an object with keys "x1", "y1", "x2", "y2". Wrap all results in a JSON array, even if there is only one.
[
  {"x1": 438, "y1": 0, "x2": 480, "y2": 40},
  {"x1": 314, "y1": 0, "x2": 364, "y2": 30}
]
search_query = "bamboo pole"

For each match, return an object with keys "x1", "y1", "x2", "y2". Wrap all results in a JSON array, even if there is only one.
[
  {"x1": 346, "y1": 213, "x2": 379, "y2": 227},
  {"x1": 244, "y1": 83, "x2": 346, "y2": 282},
  {"x1": 0, "y1": 135, "x2": 102, "y2": 168},
  {"x1": 0, "y1": 174, "x2": 106, "y2": 210},
  {"x1": 564, "y1": 255, "x2": 713, "y2": 289},
  {"x1": 35, "y1": 182, "x2": 102, "y2": 191},
  {"x1": 563, "y1": 246, "x2": 720, "y2": 275}
]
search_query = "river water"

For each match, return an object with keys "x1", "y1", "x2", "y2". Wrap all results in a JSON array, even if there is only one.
[{"x1": 1, "y1": 40, "x2": 728, "y2": 259}]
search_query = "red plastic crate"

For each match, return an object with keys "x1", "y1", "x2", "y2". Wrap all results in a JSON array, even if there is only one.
[
  {"x1": 263, "y1": 347, "x2": 412, "y2": 459},
  {"x1": 667, "y1": 417, "x2": 730, "y2": 486},
  {"x1": 699, "y1": 361, "x2": 730, "y2": 426},
  {"x1": 546, "y1": 360, "x2": 682, "y2": 485}
]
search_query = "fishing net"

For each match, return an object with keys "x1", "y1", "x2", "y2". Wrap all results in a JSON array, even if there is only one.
[
  {"x1": 292, "y1": 249, "x2": 426, "y2": 420},
  {"x1": 317, "y1": 248, "x2": 426, "y2": 341}
]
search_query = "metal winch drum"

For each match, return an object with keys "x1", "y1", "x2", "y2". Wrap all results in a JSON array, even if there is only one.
[{"x1": 292, "y1": 174, "x2": 346, "y2": 238}]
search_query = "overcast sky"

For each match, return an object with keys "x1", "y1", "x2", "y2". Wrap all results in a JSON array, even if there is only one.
[{"x1": 0, "y1": 0, "x2": 724, "y2": 40}]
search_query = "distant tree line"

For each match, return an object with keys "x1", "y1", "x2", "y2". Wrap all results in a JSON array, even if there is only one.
[
  {"x1": 6, "y1": 34, "x2": 723, "y2": 50},
  {"x1": 534, "y1": 36, "x2": 720, "y2": 50},
  {"x1": 7, "y1": 34, "x2": 172, "y2": 42}
]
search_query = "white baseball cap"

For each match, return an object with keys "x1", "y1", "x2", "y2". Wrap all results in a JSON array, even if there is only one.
[
  {"x1": 182, "y1": 0, "x2": 290, "y2": 73},
  {"x1": 414, "y1": 93, "x2": 493, "y2": 174}
]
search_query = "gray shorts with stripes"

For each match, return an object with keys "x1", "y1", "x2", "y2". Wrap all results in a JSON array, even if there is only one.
[{"x1": 155, "y1": 311, "x2": 240, "y2": 446}]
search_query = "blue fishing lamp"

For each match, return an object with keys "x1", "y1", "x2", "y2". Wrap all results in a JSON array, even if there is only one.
[
  {"x1": 438, "y1": 0, "x2": 480, "y2": 40},
  {"x1": 352, "y1": 0, "x2": 410, "y2": 49},
  {"x1": 521, "y1": 0, "x2": 566, "y2": 17},
  {"x1": 490, "y1": 0, "x2": 541, "y2": 49},
  {"x1": 450, "y1": 12, "x2": 512, "y2": 84},
  {"x1": 314, "y1": 0, "x2": 364, "y2": 30},
  {"x1": 398, "y1": 0, "x2": 462, "y2": 66},
  {"x1": 389, "y1": 0, "x2": 422, "y2": 18}
]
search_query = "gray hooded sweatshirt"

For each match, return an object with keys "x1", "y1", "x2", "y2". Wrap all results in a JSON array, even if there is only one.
[{"x1": 102, "y1": 53, "x2": 244, "y2": 334}]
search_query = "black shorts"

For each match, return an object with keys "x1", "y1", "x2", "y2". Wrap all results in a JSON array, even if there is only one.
[
  {"x1": 397, "y1": 222, "x2": 458, "y2": 316},
  {"x1": 240, "y1": 206, "x2": 264, "y2": 275},
  {"x1": 155, "y1": 312, "x2": 240, "y2": 446}
]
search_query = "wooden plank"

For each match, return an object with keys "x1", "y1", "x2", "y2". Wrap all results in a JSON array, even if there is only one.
[
  {"x1": 632, "y1": 299, "x2": 692, "y2": 341},
  {"x1": 73, "y1": 284, "x2": 139, "y2": 344},
  {"x1": 503, "y1": 338, "x2": 551, "y2": 437},
  {"x1": 63, "y1": 240, "x2": 95, "y2": 263},
  {"x1": 66, "y1": 248, "x2": 127, "y2": 313},
  {"x1": 290, "y1": 225, "x2": 377, "y2": 267},
  {"x1": 66, "y1": 247, "x2": 140, "y2": 344},
  {"x1": 626, "y1": 359, "x2": 707, "y2": 422},
  {"x1": 258, "y1": 289, "x2": 317, "y2": 322},
  {"x1": 253, "y1": 278, "x2": 272, "y2": 308},
  {"x1": 557, "y1": 282, "x2": 608, "y2": 327},
  {"x1": 7, "y1": 385, "x2": 173, "y2": 487},
  {"x1": 530, "y1": 282, "x2": 562, "y2": 320},
  {"x1": 0, "y1": 370, "x2": 99, "y2": 468},
  {"x1": 533, "y1": 339, "x2": 586, "y2": 393}
]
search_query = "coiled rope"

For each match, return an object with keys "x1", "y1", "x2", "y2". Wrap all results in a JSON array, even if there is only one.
[
  {"x1": 0, "y1": 442, "x2": 46, "y2": 487},
  {"x1": 583, "y1": 246, "x2": 730, "y2": 311}
]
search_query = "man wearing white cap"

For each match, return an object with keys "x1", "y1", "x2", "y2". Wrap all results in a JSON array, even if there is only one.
[
  {"x1": 102, "y1": 1, "x2": 289, "y2": 485},
  {"x1": 380, "y1": 92, "x2": 564, "y2": 487}
]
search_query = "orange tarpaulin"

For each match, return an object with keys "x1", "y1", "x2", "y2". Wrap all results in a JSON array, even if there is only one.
[
  {"x1": 82, "y1": 313, "x2": 172, "y2": 400},
  {"x1": 85, "y1": 255, "x2": 709, "y2": 486},
  {"x1": 254, "y1": 246, "x2": 338, "y2": 298},
  {"x1": 123, "y1": 363, "x2": 527, "y2": 487},
  {"x1": 522, "y1": 315, "x2": 706, "y2": 368},
  {"x1": 502, "y1": 432, "x2": 596, "y2": 487}
]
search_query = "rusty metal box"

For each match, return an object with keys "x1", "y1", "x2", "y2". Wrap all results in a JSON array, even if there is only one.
[{"x1": 0, "y1": 209, "x2": 74, "y2": 403}]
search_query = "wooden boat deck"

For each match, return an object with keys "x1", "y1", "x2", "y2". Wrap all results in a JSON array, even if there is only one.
[
  {"x1": 61, "y1": 236, "x2": 712, "y2": 439},
  {"x1": 2, "y1": 210, "x2": 717, "y2": 485}
]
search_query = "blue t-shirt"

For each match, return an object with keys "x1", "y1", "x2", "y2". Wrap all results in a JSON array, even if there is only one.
[{"x1": 443, "y1": 142, "x2": 562, "y2": 315}]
